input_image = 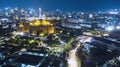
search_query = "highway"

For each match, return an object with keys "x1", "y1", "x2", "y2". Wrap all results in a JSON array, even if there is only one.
[{"x1": 68, "y1": 44, "x2": 81, "y2": 67}]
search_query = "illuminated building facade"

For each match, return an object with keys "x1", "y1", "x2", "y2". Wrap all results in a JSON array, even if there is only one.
[
  {"x1": 17, "y1": 20, "x2": 54, "y2": 35},
  {"x1": 39, "y1": 8, "x2": 42, "y2": 18}
]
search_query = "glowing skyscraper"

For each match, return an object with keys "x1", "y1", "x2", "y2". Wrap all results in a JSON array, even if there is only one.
[{"x1": 39, "y1": 8, "x2": 42, "y2": 18}]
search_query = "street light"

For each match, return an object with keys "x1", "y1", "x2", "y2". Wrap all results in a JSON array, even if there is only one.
[
  {"x1": 116, "y1": 26, "x2": 120, "y2": 29},
  {"x1": 106, "y1": 26, "x2": 114, "y2": 31}
]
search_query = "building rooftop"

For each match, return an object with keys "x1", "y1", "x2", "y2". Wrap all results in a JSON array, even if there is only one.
[
  {"x1": 19, "y1": 20, "x2": 53, "y2": 28},
  {"x1": 15, "y1": 54, "x2": 44, "y2": 66}
]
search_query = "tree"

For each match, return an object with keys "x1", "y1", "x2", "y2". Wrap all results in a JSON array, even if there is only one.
[{"x1": 64, "y1": 43, "x2": 72, "y2": 52}]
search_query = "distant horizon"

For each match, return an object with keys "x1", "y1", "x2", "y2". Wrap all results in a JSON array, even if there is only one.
[
  {"x1": 0, "y1": 6, "x2": 120, "y2": 12},
  {"x1": 0, "y1": 0, "x2": 120, "y2": 11}
]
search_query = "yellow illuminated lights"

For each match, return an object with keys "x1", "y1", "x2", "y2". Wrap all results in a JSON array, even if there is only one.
[
  {"x1": 48, "y1": 27, "x2": 54, "y2": 34},
  {"x1": 29, "y1": 20, "x2": 52, "y2": 26},
  {"x1": 29, "y1": 22, "x2": 33, "y2": 26},
  {"x1": 42, "y1": 20, "x2": 51, "y2": 25},
  {"x1": 19, "y1": 23, "x2": 24, "y2": 27},
  {"x1": 39, "y1": 33, "x2": 45, "y2": 36},
  {"x1": 18, "y1": 20, "x2": 54, "y2": 35},
  {"x1": 34, "y1": 20, "x2": 41, "y2": 26}
]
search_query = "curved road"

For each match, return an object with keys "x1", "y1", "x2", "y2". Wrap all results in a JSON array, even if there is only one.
[{"x1": 68, "y1": 44, "x2": 81, "y2": 67}]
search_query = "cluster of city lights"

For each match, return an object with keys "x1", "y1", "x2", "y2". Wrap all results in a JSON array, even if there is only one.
[
  {"x1": 15, "y1": 32, "x2": 24, "y2": 36},
  {"x1": 106, "y1": 26, "x2": 120, "y2": 31}
]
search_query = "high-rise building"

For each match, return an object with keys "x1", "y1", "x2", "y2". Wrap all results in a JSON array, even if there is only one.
[{"x1": 39, "y1": 8, "x2": 42, "y2": 18}]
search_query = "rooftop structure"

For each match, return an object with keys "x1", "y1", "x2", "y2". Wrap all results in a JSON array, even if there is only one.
[{"x1": 17, "y1": 19, "x2": 54, "y2": 35}]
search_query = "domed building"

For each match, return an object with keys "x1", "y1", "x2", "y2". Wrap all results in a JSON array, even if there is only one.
[{"x1": 17, "y1": 20, "x2": 54, "y2": 35}]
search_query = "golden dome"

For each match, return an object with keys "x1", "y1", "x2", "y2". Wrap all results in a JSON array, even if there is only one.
[{"x1": 29, "y1": 20, "x2": 52, "y2": 26}]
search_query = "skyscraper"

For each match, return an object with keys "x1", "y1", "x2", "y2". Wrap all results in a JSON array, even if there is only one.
[{"x1": 39, "y1": 8, "x2": 42, "y2": 19}]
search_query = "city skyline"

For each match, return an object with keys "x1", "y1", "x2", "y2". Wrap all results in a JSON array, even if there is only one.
[
  {"x1": 0, "y1": 0, "x2": 120, "y2": 11},
  {"x1": 0, "y1": 0, "x2": 120, "y2": 67}
]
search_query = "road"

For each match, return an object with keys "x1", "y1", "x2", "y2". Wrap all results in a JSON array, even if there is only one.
[{"x1": 68, "y1": 44, "x2": 81, "y2": 67}]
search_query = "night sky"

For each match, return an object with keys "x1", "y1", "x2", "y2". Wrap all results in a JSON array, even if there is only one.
[{"x1": 0, "y1": 0, "x2": 120, "y2": 11}]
